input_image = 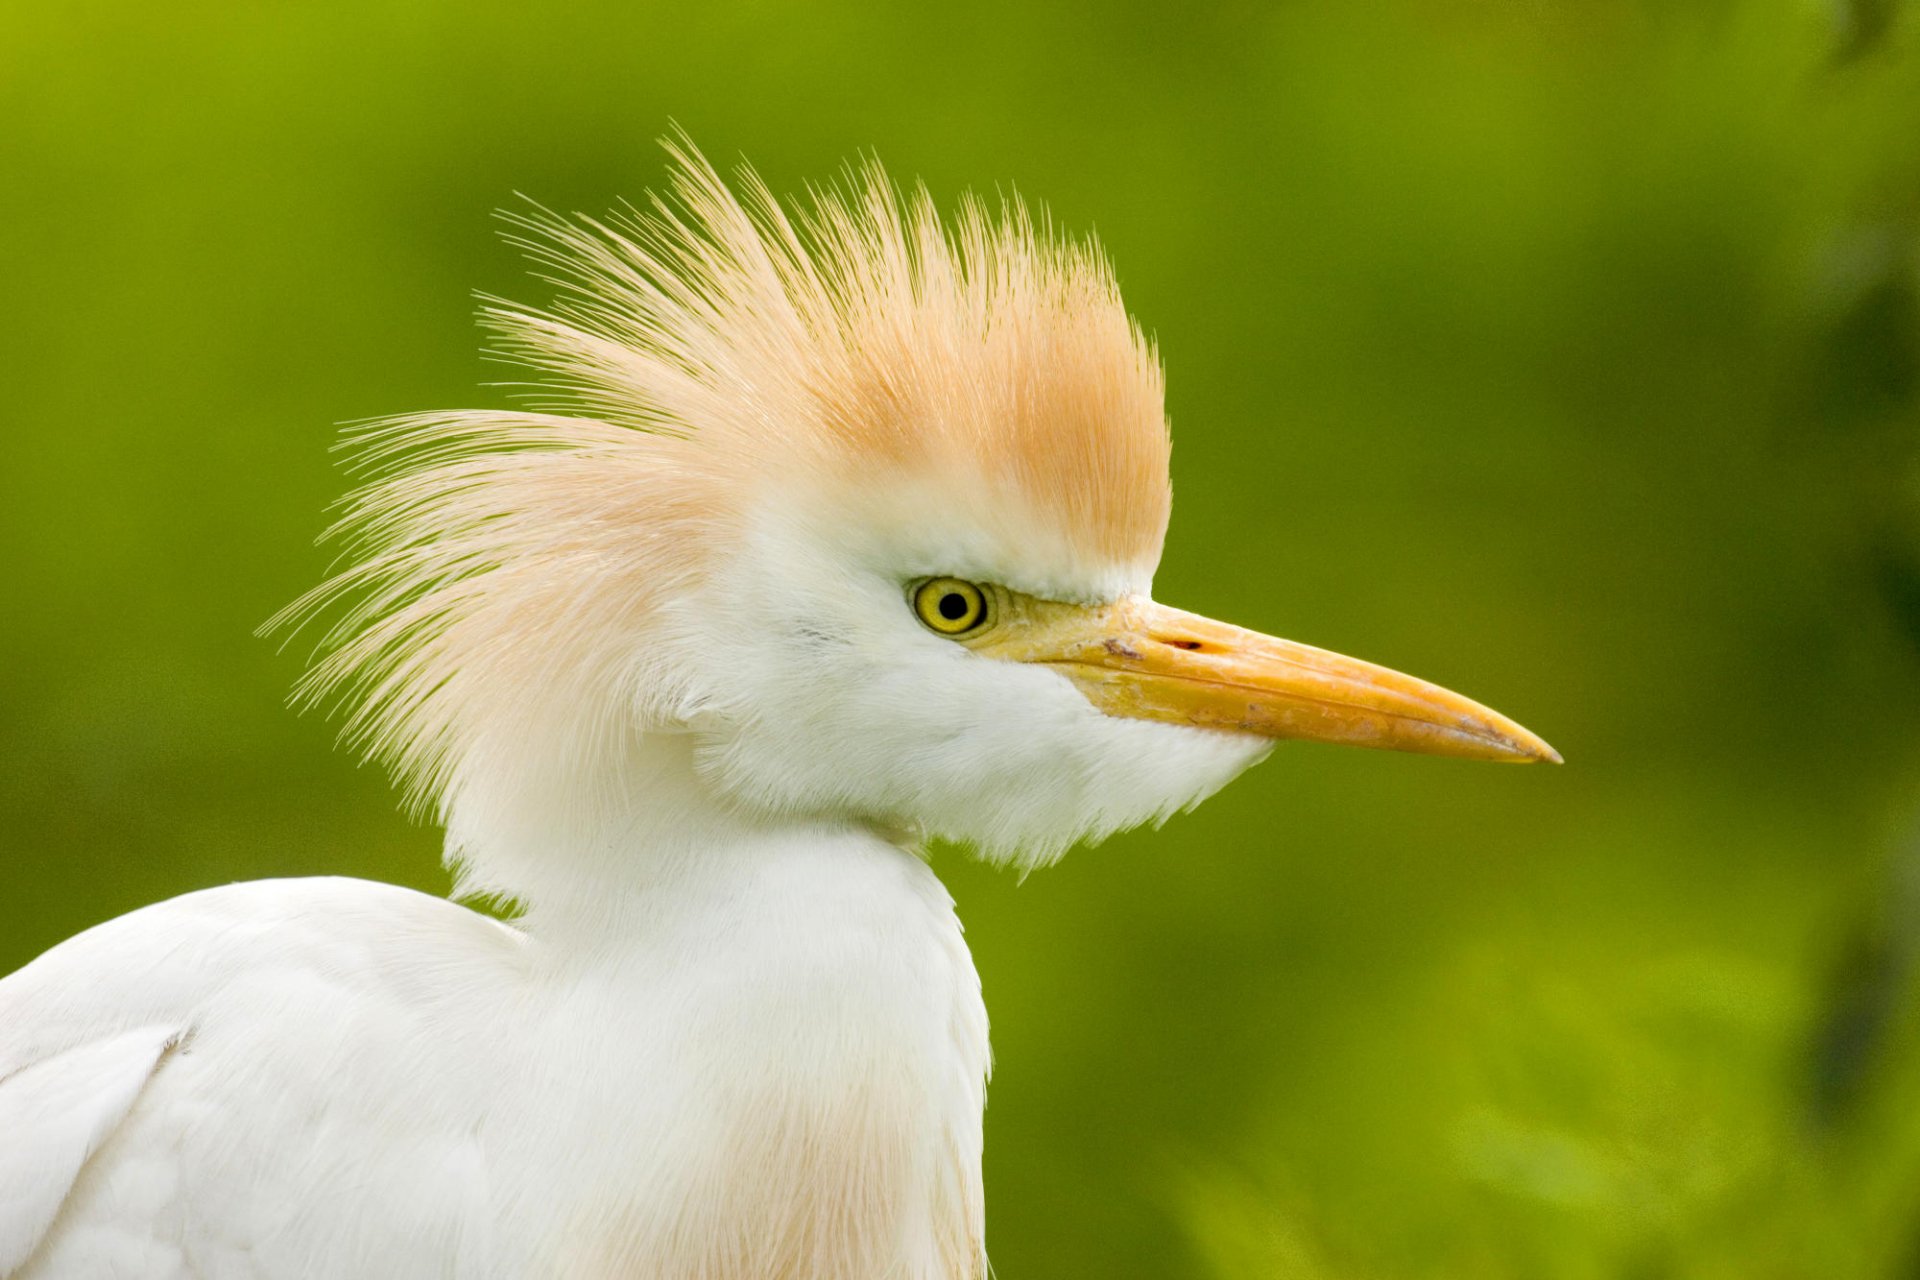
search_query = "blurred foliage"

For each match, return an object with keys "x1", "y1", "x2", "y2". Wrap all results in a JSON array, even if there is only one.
[{"x1": 4, "y1": 0, "x2": 1920, "y2": 1276}]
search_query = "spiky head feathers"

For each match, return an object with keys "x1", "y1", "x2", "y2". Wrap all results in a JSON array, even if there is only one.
[{"x1": 279, "y1": 144, "x2": 1195, "y2": 856}]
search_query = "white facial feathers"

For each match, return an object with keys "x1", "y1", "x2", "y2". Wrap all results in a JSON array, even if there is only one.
[{"x1": 274, "y1": 141, "x2": 1254, "y2": 870}]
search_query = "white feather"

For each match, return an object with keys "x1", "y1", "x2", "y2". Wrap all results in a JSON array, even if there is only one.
[{"x1": 4, "y1": 755, "x2": 990, "y2": 1277}]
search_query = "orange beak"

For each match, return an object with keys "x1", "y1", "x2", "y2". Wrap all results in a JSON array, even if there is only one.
[{"x1": 975, "y1": 595, "x2": 1559, "y2": 764}]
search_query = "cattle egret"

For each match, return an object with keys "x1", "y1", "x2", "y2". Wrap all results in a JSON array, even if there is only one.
[{"x1": 0, "y1": 143, "x2": 1557, "y2": 1279}]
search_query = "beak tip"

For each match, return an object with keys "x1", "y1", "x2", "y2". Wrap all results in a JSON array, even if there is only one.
[{"x1": 1506, "y1": 730, "x2": 1562, "y2": 765}]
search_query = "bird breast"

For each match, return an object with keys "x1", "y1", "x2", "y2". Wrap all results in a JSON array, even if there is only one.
[{"x1": 524, "y1": 833, "x2": 991, "y2": 1279}]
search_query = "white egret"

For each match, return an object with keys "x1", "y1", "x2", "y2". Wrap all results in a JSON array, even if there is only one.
[{"x1": 0, "y1": 143, "x2": 1556, "y2": 1279}]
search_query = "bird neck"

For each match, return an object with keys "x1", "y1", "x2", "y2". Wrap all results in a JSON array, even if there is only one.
[{"x1": 439, "y1": 726, "x2": 893, "y2": 951}]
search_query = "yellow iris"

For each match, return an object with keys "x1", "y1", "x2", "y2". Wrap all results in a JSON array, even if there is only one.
[{"x1": 912, "y1": 578, "x2": 990, "y2": 636}]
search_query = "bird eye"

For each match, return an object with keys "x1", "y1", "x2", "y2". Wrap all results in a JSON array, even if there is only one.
[{"x1": 912, "y1": 578, "x2": 990, "y2": 636}]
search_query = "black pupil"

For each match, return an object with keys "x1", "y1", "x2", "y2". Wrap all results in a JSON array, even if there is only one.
[{"x1": 938, "y1": 592, "x2": 970, "y2": 622}]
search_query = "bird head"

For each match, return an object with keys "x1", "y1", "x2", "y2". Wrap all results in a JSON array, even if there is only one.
[{"x1": 280, "y1": 141, "x2": 1554, "y2": 876}]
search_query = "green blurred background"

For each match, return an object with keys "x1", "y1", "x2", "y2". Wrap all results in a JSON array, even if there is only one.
[{"x1": 6, "y1": 1, "x2": 1920, "y2": 1275}]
